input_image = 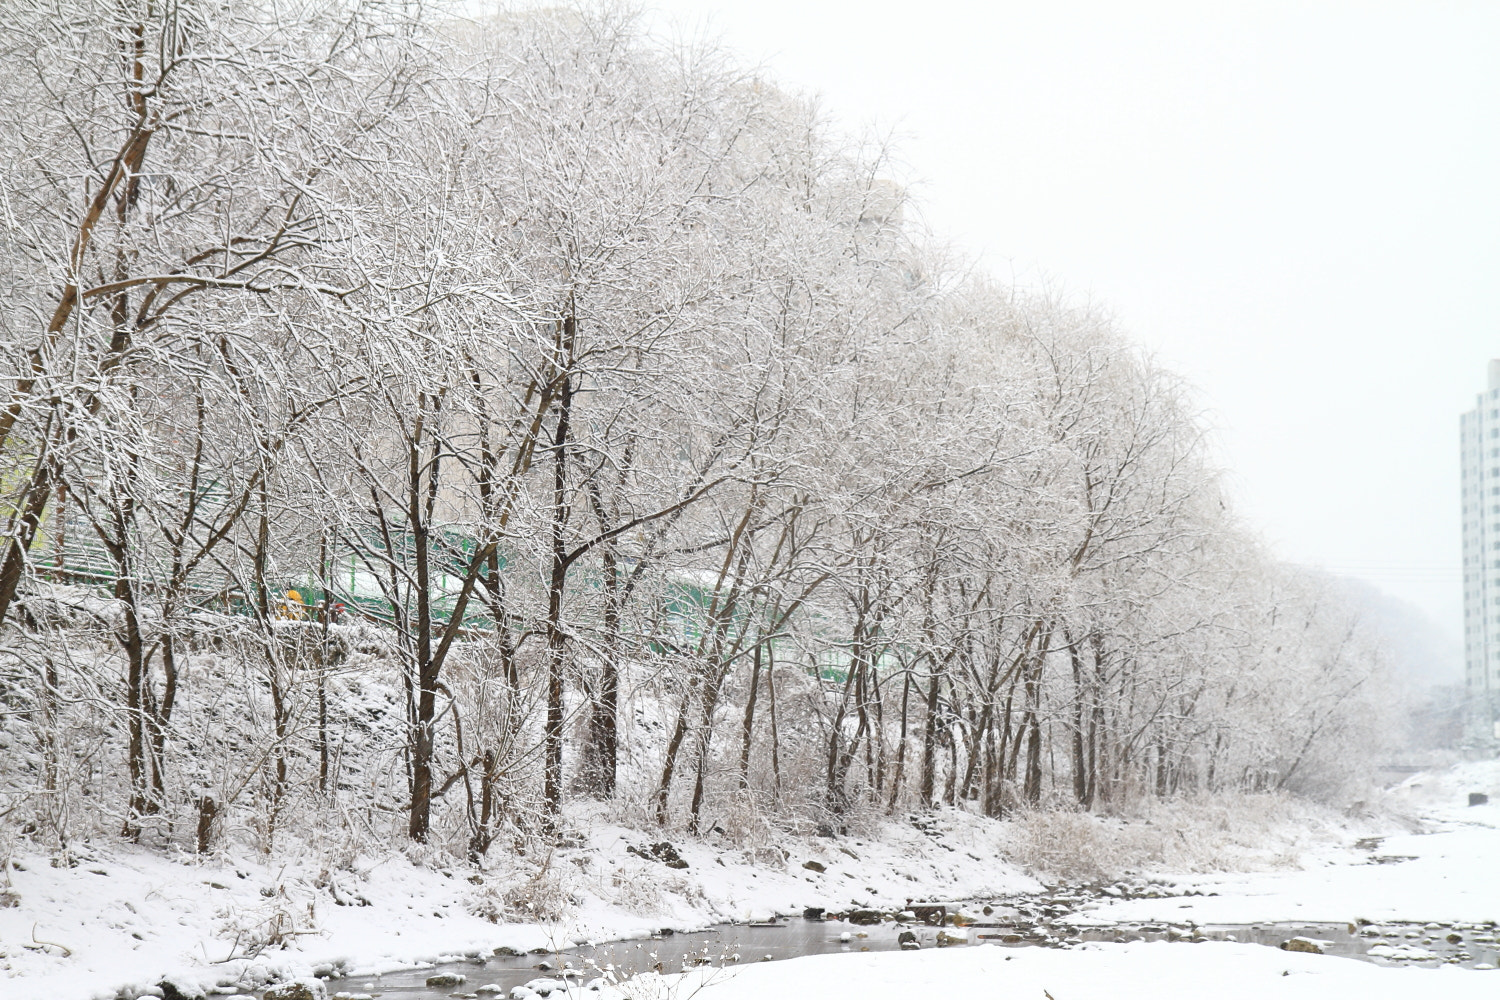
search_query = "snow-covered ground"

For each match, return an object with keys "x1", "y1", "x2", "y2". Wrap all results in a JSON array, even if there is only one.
[
  {"x1": 633, "y1": 937, "x2": 1497, "y2": 1000},
  {"x1": 631, "y1": 759, "x2": 1500, "y2": 1000},
  {"x1": 0, "y1": 810, "x2": 1039, "y2": 1000},
  {"x1": 4, "y1": 760, "x2": 1497, "y2": 1000},
  {"x1": 1072, "y1": 760, "x2": 1500, "y2": 927}
]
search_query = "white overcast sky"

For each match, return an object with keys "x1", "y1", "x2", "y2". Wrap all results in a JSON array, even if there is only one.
[{"x1": 640, "y1": 0, "x2": 1500, "y2": 644}]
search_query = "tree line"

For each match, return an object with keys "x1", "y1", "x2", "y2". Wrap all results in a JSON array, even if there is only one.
[{"x1": 0, "y1": 1, "x2": 1395, "y2": 857}]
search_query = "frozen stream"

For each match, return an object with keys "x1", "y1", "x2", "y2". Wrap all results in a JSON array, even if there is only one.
[{"x1": 296, "y1": 909, "x2": 1500, "y2": 999}]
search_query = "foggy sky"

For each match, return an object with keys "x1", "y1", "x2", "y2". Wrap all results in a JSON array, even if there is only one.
[{"x1": 645, "y1": 0, "x2": 1500, "y2": 651}]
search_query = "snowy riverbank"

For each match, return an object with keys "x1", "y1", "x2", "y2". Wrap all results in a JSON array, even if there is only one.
[
  {"x1": 6, "y1": 807, "x2": 1045, "y2": 1000},
  {"x1": 1071, "y1": 758, "x2": 1500, "y2": 927},
  {"x1": 626, "y1": 760, "x2": 1500, "y2": 1000},
  {"x1": 4, "y1": 763, "x2": 1496, "y2": 1000},
  {"x1": 628, "y1": 937, "x2": 1498, "y2": 1000}
]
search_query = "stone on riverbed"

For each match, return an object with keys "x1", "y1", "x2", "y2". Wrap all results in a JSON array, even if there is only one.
[
  {"x1": 1368, "y1": 943, "x2": 1439, "y2": 961},
  {"x1": 909, "y1": 905, "x2": 946, "y2": 926},
  {"x1": 511, "y1": 978, "x2": 566, "y2": 998},
  {"x1": 263, "y1": 980, "x2": 327, "y2": 1000},
  {"x1": 425, "y1": 973, "x2": 466, "y2": 987},
  {"x1": 158, "y1": 980, "x2": 206, "y2": 1000},
  {"x1": 1279, "y1": 937, "x2": 1328, "y2": 955}
]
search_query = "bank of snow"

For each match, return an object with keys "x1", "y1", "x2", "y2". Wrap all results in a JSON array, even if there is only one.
[
  {"x1": 1071, "y1": 760, "x2": 1500, "y2": 927},
  {"x1": 628, "y1": 939, "x2": 1498, "y2": 1000},
  {"x1": 0, "y1": 808, "x2": 1038, "y2": 1000},
  {"x1": 6, "y1": 764, "x2": 1490, "y2": 1000}
]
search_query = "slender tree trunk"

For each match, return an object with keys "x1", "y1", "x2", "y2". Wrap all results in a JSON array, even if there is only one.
[
  {"x1": 1023, "y1": 708, "x2": 1043, "y2": 805},
  {"x1": 469, "y1": 748, "x2": 499, "y2": 860},
  {"x1": 1068, "y1": 633, "x2": 1088, "y2": 805},
  {"x1": 919, "y1": 655, "x2": 942, "y2": 807},
  {"x1": 408, "y1": 398, "x2": 441, "y2": 842},
  {"x1": 887, "y1": 664, "x2": 912, "y2": 813},
  {"x1": 542, "y1": 316, "x2": 575, "y2": 827},
  {"x1": 0, "y1": 462, "x2": 54, "y2": 628},
  {"x1": 942, "y1": 716, "x2": 958, "y2": 806},
  {"x1": 766, "y1": 641, "x2": 782, "y2": 798},
  {"x1": 687, "y1": 661, "x2": 727, "y2": 834},
  {"x1": 655, "y1": 675, "x2": 698, "y2": 825},
  {"x1": 122, "y1": 602, "x2": 149, "y2": 837},
  {"x1": 738, "y1": 640, "x2": 762, "y2": 790},
  {"x1": 582, "y1": 543, "x2": 620, "y2": 798}
]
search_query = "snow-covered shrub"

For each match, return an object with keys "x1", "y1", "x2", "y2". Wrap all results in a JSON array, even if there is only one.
[
  {"x1": 1006, "y1": 792, "x2": 1347, "y2": 880},
  {"x1": 1009, "y1": 808, "x2": 1170, "y2": 880},
  {"x1": 469, "y1": 857, "x2": 580, "y2": 925}
]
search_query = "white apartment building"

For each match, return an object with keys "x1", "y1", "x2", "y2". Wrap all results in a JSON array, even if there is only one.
[{"x1": 1461, "y1": 358, "x2": 1500, "y2": 744}]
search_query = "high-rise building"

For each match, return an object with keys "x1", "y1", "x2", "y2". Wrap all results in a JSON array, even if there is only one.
[{"x1": 1461, "y1": 358, "x2": 1500, "y2": 745}]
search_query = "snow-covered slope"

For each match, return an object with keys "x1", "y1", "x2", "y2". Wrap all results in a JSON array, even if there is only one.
[
  {"x1": 0, "y1": 809, "x2": 1037, "y2": 1000},
  {"x1": 5, "y1": 761, "x2": 1495, "y2": 1000}
]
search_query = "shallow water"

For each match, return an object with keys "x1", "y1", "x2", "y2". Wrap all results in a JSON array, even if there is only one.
[{"x1": 298, "y1": 912, "x2": 1500, "y2": 999}]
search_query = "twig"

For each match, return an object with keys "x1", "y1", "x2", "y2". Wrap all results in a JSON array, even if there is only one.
[{"x1": 31, "y1": 922, "x2": 73, "y2": 957}]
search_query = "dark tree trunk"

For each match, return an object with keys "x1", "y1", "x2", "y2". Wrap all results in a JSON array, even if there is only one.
[
  {"x1": 919, "y1": 658, "x2": 942, "y2": 806},
  {"x1": 196, "y1": 796, "x2": 218, "y2": 854},
  {"x1": 887, "y1": 663, "x2": 913, "y2": 812},
  {"x1": 469, "y1": 748, "x2": 499, "y2": 860},
  {"x1": 581, "y1": 544, "x2": 620, "y2": 798},
  {"x1": 1068, "y1": 632, "x2": 1088, "y2": 806},
  {"x1": 655, "y1": 678, "x2": 697, "y2": 825},
  {"x1": 407, "y1": 395, "x2": 444, "y2": 842},
  {"x1": 0, "y1": 462, "x2": 53, "y2": 628},
  {"x1": 766, "y1": 642, "x2": 781, "y2": 796},
  {"x1": 542, "y1": 316, "x2": 576, "y2": 827},
  {"x1": 687, "y1": 661, "x2": 728, "y2": 834},
  {"x1": 738, "y1": 640, "x2": 763, "y2": 789}
]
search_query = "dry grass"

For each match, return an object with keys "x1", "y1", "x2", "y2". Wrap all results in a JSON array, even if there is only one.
[{"x1": 1004, "y1": 792, "x2": 1346, "y2": 882}]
